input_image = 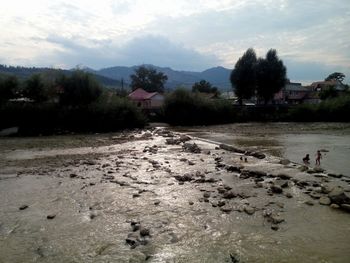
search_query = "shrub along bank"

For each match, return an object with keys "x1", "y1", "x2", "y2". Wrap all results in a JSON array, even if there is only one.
[
  {"x1": 162, "y1": 89, "x2": 350, "y2": 125},
  {"x1": 0, "y1": 97, "x2": 146, "y2": 136},
  {"x1": 162, "y1": 89, "x2": 238, "y2": 125},
  {"x1": 288, "y1": 95, "x2": 350, "y2": 122}
]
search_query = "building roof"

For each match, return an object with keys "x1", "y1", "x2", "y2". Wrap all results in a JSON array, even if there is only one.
[
  {"x1": 128, "y1": 88, "x2": 159, "y2": 100},
  {"x1": 310, "y1": 80, "x2": 344, "y2": 90},
  {"x1": 284, "y1": 83, "x2": 308, "y2": 91}
]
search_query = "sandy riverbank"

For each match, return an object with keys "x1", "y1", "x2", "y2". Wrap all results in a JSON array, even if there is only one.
[{"x1": 0, "y1": 128, "x2": 350, "y2": 262}]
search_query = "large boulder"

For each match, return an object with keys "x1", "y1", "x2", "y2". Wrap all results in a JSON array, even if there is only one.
[
  {"x1": 251, "y1": 152, "x2": 266, "y2": 159},
  {"x1": 226, "y1": 165, "x2": 243, "y2": 173},
  {"x1": 223, "y1": 191, "x2": 237, "y2": 199},
  {"x1": 179, "y1": 135, "x2": 191, "y2": 143},
  {"x1": 240, "y1": 170, "x2": 267, "y2": 179},
  {"x1": 319, "y1": 196, "x2": 331, "y2": 205},
  {"x1": 174, "y1": 173, "x2": 194, "y2": 182},
  {"x1": 279, "y1": 159, "x2": 291, "y2": 165},
  {"x1": 328, "y1": 187, "x2": 350, "y2": 204},
  {"x1": 166, "y1": 138, "x2": 181, "y2": 145},
  {"x1": 182, "y1": 143, "x2": 201, "y2": 153},
  {"x1": 276, "y1": 173, "x2": 292, "y2": 180},
  {"x1": 271, "y1": 185, "x2": 283, "y2": 194},
  {"x1": 340, "y1": 204, "x2": 350, "y2": 213}
]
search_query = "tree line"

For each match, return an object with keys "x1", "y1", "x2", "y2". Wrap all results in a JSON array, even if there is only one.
[
  {"x1": 0, "y1": 70, "x2": 146, "y2": 135},
  {"x1": 0, "y1": 70, "x2": 103, "y2": 106},
  {"x1": 1, "y1": 50, "x2": 349, "y2": 134}
]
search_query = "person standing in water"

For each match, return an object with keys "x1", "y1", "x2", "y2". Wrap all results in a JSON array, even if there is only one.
[{"x1": 315, "y1": 150, "x2": 322, "y2": 165}]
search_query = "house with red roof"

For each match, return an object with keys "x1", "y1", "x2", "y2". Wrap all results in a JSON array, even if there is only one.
[
  {"x1": 128, "y1": 88, "x2": 164, "y2": 110},
  {"x1": 310, "y1": 79, "x2": 345, "y2": 91}
]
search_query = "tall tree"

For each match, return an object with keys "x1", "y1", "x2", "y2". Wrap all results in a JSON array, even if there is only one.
[
  {"x1": 23, "y1": 74, "x2": 48, "y2": 103},
  {"x1": 325, "y1": 72, "x2": 345, "y2": 83},
  {"x1": 57, "y1": 70, "x2": 102, "y2": 106},
  {"x1": 256, "y1": 49, "x2": 287, "y2": 104},
  {"x1": 0, "y1": 75, "x2": 18, "y2": 105},
  {"x1": 230, "y1": 48, "x2": 257, "y2": 105},
  {"x1": 192, "y1": 80, "x2": 219, "y2": 95},
  {"x1": 130, "y1": 66, "x2": 168, "y2": 93}
]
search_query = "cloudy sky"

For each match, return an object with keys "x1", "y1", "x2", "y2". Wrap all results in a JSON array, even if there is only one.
[{"x1": 0, "y1": 0, "x2": 349, "y2": 83}]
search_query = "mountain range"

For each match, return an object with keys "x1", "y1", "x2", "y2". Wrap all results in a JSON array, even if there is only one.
[
  {"x1": 0, "y1": 64, "x2": 233, "y2": 90},
  {"x1": 95, "y1": 65, "x2": 232, "y2": 90}
]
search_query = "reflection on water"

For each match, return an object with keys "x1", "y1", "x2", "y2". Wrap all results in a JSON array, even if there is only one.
[
  {"x1": 174, "y1": 122, "x2": 350, "y2": 176},
  {"x1": 1, "y1": 125, "x2": 350, "y2": 262}
]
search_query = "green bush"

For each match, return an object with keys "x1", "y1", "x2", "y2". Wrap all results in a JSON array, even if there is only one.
[
  {"x1": 163, "y1": 88, "x2": 237, "y2": 125},
  {"x1": 87, "y1": 95, "x2": 147, "y2": 131},
  {"x1": 0, "y1": 102, "x2": 59, "y2": 135},
  {"x1": 319, "y1": 95, "x2": 350, "y2": 121},
  {"x1": 288, "y1": 95, "x2": 350, "y2": 122},
  {"x1": 0, "y1": 95, "x2": 146, "y2": 135},
  {"x1": 288, "y1": 104, "x2": 318, "y2": 121},
  {"x1": 57, "y1": 70, "x2": 102, "y2": 106}
]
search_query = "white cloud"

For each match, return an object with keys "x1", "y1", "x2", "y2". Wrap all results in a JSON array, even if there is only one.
[
  {"x1": 0, "y1": 0, "x2": 349, "y2": 82},
  {"x1": 40, "y1": 34, "x2": 220, "y2": 70}
]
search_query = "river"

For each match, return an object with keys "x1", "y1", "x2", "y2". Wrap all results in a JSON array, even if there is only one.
[
  {"x1": 1, "y1": 125, "x2": 350, "y2": 262},
  {"x1": 174, "y1": 122, "x2": 350, "y2": 177}
]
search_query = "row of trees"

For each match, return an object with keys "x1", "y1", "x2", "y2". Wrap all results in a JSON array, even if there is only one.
[
  {"x1": 0, "y1": 71, "x2": 103, "y2": 106},
  {"x1": 230, "y1": 48, "x2": 287, "y2": 104},
  {"x1": 0, "y1": 71, "x2": 146, "y2": 134}
]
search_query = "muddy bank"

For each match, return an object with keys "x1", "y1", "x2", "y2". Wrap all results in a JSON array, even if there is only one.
[{"x1": 0, "y1": 128, "x2": 350, "y2": 263}]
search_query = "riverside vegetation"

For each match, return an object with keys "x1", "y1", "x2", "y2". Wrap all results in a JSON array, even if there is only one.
[
  {"x1": 162, "y1": 89, "x2": 350, "y2": 125},
  {"x1": 1, "y1": 67, "x2": 350, "y2": 135},
  {"x1": 0, "y1": 70, "x2": 146, "y2": 135}
]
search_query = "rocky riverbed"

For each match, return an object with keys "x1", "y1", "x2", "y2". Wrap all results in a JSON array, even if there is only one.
[{"x1": 0, "y1": 128, "x2": 350, "y2": 263}]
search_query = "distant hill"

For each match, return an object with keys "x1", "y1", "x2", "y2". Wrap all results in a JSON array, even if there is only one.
[
  {"x1": 0, "y1": 65, "x2": 123, "y2": 88},
  {"x1": 0, "y1": 64, "x2": 233, "y2": 90},
  {"x1": 97, "y1": 64, "x2": 232, "y2": 90}
]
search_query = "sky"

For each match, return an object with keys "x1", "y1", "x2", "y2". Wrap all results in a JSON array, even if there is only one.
[{"x1": 0, "y1": 0, "x2": 349, "y2": 84}]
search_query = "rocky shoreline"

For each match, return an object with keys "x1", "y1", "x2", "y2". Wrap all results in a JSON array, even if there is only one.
[{"x1": 0, "y1": 128, "x2": 350, "y2": 262}]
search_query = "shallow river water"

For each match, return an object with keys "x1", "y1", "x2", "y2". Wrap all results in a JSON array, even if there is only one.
[
  {"x1": 0, "y1": 126, "x2": 350, "y2": 262},
  {"x1": 174, "y1": 122, "x2": 350, "y2": 177}
]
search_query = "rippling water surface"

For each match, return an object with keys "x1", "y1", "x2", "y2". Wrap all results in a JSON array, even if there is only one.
[
  {"x1": 1, "y1": 125, "x2": 350, "y2": 262},
  {"x1": 175, "y1": 122, "x2": 350, "y2": 176}
]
